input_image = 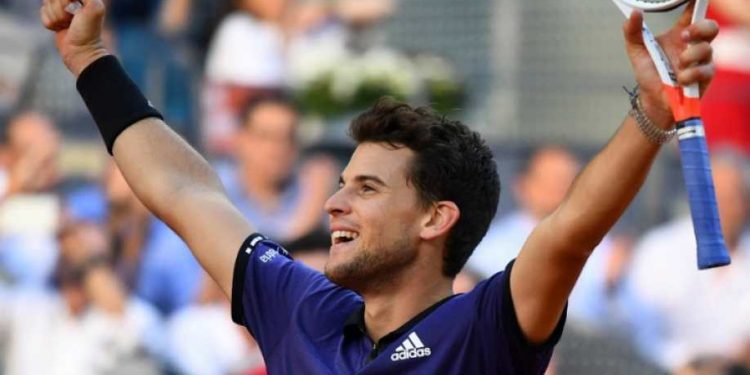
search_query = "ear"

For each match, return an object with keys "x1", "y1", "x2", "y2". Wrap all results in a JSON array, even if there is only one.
[{"x1": 419, "y1": 201, "x2": 460, "y2": 241}]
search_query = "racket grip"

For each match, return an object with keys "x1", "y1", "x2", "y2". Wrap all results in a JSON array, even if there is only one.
[{"x1": 676, "y1": 118, "x2": 731, "y2": 269}]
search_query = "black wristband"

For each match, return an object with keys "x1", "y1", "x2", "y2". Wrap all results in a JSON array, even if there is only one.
[{"x1": 76, "y1": 55, "x2": 163, "y2": 155}]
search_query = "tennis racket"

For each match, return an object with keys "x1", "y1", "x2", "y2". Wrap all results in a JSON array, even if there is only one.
[{"x1": 611, "y1": 0, "x2": 731, "y2": 269}]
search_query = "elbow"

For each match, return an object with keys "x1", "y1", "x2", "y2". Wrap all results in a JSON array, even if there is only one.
[
  {"x1": 141, "y1": 174, "x2": 227, "y2": 229},
  {"x1": 544, "y1": 210, "x2": 608, "y2": 260}
]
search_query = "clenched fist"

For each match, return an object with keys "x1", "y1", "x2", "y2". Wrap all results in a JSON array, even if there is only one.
[{"x1": 40, "y1": 0, "x2": 110, "y2": 76}]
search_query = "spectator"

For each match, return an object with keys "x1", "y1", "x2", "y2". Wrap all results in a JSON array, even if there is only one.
[
  {"x1": 0, "y1": 10, "x2": 45, "y2": 118},
  {"x1": 166, "y1": 273, "x2": 264, "y2": 375},
  {"x1": 109, "y1": 0, "x2": 195, "y2": 141},
  {"x1": 702, "y1": 0, "x2": 750, "y2": 154},
  {"x1": 0, "y1": 112, "x2": 61, "y2": 287},
  {"x1": 621, "y1": 150, "x2": 750, "y2": 371},
  {"x1": 65, "y1": 161, "x2": 153, "y2": 291},
  {"x1": 0, "y1": 221, "x2": 164, "y2": 375},
  {"x1": 202, "y1": 0, "x2": 290, "y2": 154},
  {"x1": 220, "y1": 94, "x2": 337, "y2": 240},
  {"x1": 465, "y1": 145, "x2": 630, "y2": 328},
  {"x1": 165, "y1": 230, "x2": 332, "y2": 375}
]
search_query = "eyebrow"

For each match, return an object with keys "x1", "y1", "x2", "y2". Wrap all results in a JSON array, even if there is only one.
[{"x1": 339, "y1": 174, "x2": 388, "y2": 187}]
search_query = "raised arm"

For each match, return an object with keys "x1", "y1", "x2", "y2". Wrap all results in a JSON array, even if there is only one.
[
  {"x1": 41, "y1": 0, "x2": 252, "y2": 297},
  {"x1": 510, "y1": 7, "x2": 719, "y2": 343}
]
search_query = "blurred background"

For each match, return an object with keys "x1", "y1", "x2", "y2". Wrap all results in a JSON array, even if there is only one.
[{"x1": 1, "y1": 0, "x2": 749, "y2": 374}]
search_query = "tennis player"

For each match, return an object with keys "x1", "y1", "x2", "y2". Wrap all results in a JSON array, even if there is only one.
[{"x1": 41, "y1": 0, "x2": 718, "y2": 373}]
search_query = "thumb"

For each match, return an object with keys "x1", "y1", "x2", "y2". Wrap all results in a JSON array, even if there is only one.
[{"x1": 623, "y1": 10, "x2": 647, "y2": 56}]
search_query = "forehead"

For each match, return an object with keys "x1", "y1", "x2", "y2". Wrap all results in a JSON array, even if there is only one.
[
  {"x1": 343, "y1": 143, "x2": 415, "y2": 185},
  {"x1": 245, "y1": 103, "x2": 297, "y2": 126}
]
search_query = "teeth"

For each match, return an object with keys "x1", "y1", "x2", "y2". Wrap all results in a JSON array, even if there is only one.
[{"x1": 332, "y1": 230, "x2": 359, "y2": 241}]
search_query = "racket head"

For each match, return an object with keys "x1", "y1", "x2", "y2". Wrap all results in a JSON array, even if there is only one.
[{"x1": 618, "y1": 0, "x2": 690, "y2": 12}]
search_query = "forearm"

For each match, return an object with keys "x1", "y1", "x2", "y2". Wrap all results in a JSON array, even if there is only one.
[
  {"x1": 549, "y1": 115, "x2": 660, "y2": 253},
  {"x1": 111, "y1": 119, "x2": 222, "y2": 222}
]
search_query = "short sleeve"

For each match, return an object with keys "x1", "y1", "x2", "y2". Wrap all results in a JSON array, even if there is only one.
[
  {"x1": 231, "y1": 233, "x2": 358, "y2": 354},
  {"x1": 470, "y1": 260, "x2": 567, "y2": 373}
]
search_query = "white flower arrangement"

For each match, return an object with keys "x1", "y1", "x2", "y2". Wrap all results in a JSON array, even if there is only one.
[{"x1": 290, "y1": 45, "x2": 464, "y2": 119}]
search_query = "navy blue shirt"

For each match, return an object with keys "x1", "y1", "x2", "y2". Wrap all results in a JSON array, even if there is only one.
[{"x1": 232, "y1": 234, "x2": 566, "y2": 374}]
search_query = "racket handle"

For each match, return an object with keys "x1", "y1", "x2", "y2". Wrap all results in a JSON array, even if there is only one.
[{"x1": 676, "y1": 118, "x2": 731, "y2": 269}]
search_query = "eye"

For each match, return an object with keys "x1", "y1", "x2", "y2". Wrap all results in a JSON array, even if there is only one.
[{"x1": 360, "y1": 185, "x2": 376, "y2": 194}]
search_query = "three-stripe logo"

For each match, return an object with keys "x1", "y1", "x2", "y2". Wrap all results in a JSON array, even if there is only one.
[{"x1": 390, "y1": 332, "x2": 432, "y2": 362}]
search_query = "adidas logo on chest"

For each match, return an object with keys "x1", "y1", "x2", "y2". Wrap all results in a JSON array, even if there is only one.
[{"x1": 390, "y1": 332, "x2": 432, "y2": 362}]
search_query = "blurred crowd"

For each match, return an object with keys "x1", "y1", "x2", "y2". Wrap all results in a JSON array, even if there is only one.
[{"x1": 0, "y1": 0, "x2": 749, "y2": 375}]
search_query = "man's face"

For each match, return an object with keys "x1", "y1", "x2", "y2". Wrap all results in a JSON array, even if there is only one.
[
  {"x1": 7, "y1": 113, "x2": 60, "y2": 161},
  {"x1": 324, "y1": 143, "x2": 428, "y2": 291},
  {"x1": 517, "y1": 148, "x2": 579, "y2": 220},
  {"x1": 236, "y1": 103, "x2": 298, "y2": 185},
  {"x1": 5, "y1": 113, "x2": 60, "y2": 191}
]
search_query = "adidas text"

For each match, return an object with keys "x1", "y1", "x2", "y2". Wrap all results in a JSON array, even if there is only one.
[{"x1": 390, "y1": 347, "x2": 431, "y2": 361}]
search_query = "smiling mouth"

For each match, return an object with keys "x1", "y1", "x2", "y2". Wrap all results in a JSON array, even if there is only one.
[{"x1": 331, "y1": 230, "x2": 360, "y2": 245}]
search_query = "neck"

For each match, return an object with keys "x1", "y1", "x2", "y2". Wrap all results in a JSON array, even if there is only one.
[{"x1": 360, "y1": 267, "x2": 453, "y2": 343}]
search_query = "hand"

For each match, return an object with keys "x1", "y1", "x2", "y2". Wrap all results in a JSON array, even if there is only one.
[
  {"x1": 623, "y1": 1, "x2": 719, "y2": 128},
  {"x1": 40, "y1": 0, "x2": 110, "y2": 76}
]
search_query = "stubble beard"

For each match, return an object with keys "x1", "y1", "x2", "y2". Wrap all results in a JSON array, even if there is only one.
[{"x1": 324, "y1": 236, "x2": 417, "y2": 293}]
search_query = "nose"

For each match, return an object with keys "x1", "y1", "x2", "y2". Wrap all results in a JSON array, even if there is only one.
[{"x1": 324, "y1": 187, "x2": 351, "y2": 217}]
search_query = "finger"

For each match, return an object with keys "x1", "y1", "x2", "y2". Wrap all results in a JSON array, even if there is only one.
[
  {"x1": 40, "y1": 5, "x2": 53, "y2": 29},
  {"x1": 50, "y1": 0, "x2": 74, "y2": 26},
  {"x1": 679, "y1": 42, "x2": 712, "y2": 69},
  {"x1": 676, "y1": 0, "x2": 696, "y2": 27},
  {"x1": 677, "y1": 64, "x2": 715, "y2": 87},
  {"x1": 42, "y1": 4, "x2": 62, "y2": 30},
  {"x1": 623, "y1": 10, "x2": 647, "y2": 53},
  {"x1": 41, "y1": 0, "x2": 70, "y2": 31},
  {"x1": 682, "y1": 19, "x2": 719, "y2": 43}
]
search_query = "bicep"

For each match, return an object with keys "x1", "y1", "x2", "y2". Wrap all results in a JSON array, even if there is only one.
[
  {"x1": 162, "y1": 190, "x2": 253, "y2": 300},
  {"x1": 510, "y1": 215, "x2": 589, "y2": 344}
]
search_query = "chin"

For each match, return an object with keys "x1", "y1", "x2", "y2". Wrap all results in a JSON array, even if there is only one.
[
  {"x1": 324, "y1": 265, "x2": 358, "y2": 291},
  {"x1": 323, "y1": 243, "x2": 418, "y2": 293},
  {"x1": 323, "y1": 255, "x2": 370, "y2": 292}
]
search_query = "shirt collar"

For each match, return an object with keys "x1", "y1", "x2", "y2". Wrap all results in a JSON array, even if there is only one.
[{"x1": 342, "y1": 295, "x2": 458, "y2": 344}]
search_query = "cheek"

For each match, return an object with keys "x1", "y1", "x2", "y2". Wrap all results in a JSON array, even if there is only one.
[{"x1": 362, "y1": 205, "x2": 420, "y2": 246}]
